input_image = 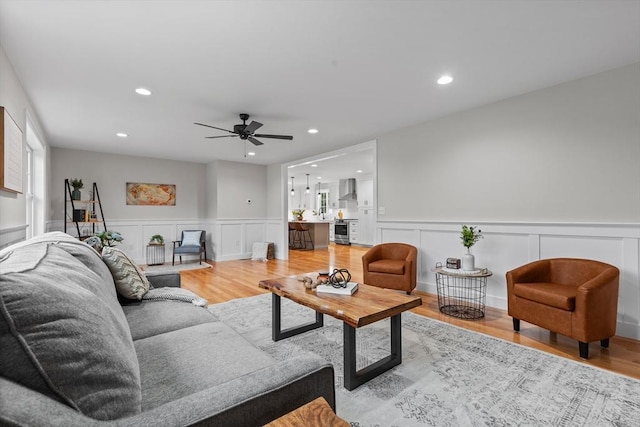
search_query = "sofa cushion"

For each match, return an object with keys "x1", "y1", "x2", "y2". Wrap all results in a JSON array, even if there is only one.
[
  {"x1": 0, "y1": 241, "x2": 141, "y2": 420},
  {"x1": 102, "y1": 246, "x2": 151, "y2": 300},
  {"x1": 134, "y1": 322, "x2": 276, "y2": 410},
  {"x1": 513, "y1": 282, "x2": 577, "y2": 311},
  {"x1": 368, "y1": 259, "x2": 405, "y2": 275},
  {"x1": 122, "y1": 300, "x2": 217, "y2": 340}
]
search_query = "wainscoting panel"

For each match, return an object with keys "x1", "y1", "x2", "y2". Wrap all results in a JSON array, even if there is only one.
[
  {"x1": 378, "y1": 221, "x2": 640, "y2": 339},
  {"x1": 0, "y1": 224, "x2": 28, "y2": 250}
]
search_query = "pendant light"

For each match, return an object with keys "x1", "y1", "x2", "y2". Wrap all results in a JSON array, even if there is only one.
[
  {"x1": 290, "y1": 177, "x2": 295, "y2": 196},
  {"x1": 305, "y1": 174, "x2": 310, "y2": 194}
]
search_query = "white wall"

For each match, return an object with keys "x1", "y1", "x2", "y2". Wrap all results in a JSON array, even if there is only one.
[
  {"x1": 374, "y1": 63, "x2": 640, "y2": 339},
  {"x1": 0, "y1": 44, "x2": 49, "y2": 248},
  {"x1": 50, "y1": 147, "x2": 208, "y2": 263},
  {"x1": 377, "y1": 63, "x2": 640, "y2": 223},
  {"x1": 206, "y1": 160, "x2": 274, "y2": 260}
]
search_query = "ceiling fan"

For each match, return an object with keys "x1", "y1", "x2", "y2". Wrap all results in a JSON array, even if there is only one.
[{"x1": 194, "y1": 113, "x2": 293, "y2": 146}]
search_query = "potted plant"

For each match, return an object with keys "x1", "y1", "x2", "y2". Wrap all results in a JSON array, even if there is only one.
[
  {"x1": 70, "y1": 178, "x2": 84, "y2": 200},
  {"x1": 149, "y1": 234, "x2": 164, "y2": 245},
  {"x1": 460, "y1": 225, "x2": 483, "y2": 271},
  {"x1": 95, "y1": 230, "x2": 124, "y2": 248},
  {"x1": 292, "y1": 209, "x2": 305, "y2": 221}
]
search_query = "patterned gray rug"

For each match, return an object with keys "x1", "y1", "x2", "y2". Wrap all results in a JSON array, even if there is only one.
[{"x1": 208, "y1": 294, "x2": 640, "y2": 426}]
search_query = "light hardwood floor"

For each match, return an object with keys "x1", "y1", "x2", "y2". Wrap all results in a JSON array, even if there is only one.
[{"x1": 180, "y1": 243, "x2": 640, "y2": 380}]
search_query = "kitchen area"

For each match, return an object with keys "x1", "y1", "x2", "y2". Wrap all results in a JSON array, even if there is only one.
[{"x1": 287, "y1": 146, "x2": 375, "y2": 250}]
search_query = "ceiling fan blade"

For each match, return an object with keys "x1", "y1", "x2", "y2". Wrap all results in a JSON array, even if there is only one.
[
  {"x1": 243, "y1": 121, "x2": 263, "y2": 134},
  {"x1": 205, "y1": 135, "x2": 238, "y2": 139},
  {"x1": 194, "y1": 122, "x2": 236, "y2": 134},
  {"x1": 248, "y1": 136, "x2": 264, "y2": 146},
  {"x1": 254, "y1": 133, "x2": 293, "y2": 140}
]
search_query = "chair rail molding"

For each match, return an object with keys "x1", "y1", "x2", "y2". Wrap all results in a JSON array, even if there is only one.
[{"x1": 376, "y1": 220, "x2": 640, "y2": 340}]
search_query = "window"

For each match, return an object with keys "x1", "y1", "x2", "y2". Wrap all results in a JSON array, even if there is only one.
[
  {"x1": 25, "y1": 144, "x2": 34, "y2": 238},
  {"x1": 25, "y1": 115, "x2": 45, "y2": 238},
  {"x1": 319, "y1": 190, "x2": 328, "y2": 214}
]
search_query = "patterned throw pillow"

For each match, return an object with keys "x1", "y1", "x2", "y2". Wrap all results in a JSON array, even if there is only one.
[
  {"x1": 102, "y1": 246, "x2": 150, "y2": 300},
  {"x1": 181, "y1": 231, "x2": 201, "y2": 247}
]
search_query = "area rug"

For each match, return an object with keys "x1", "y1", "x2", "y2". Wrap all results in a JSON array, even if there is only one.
[
  {"x1": 208, "y1": 294, "x2": 640, "y2": 426},
  {"x1": 141, "y1": 261, "x2": 212, "y2": 273}
]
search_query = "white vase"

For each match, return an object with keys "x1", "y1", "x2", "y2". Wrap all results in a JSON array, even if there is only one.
[{"x1": 462, "y1": 249, "x2": 475, "y2": 271}]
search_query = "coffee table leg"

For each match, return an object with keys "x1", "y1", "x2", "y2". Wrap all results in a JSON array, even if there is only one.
[
  {"x1": 272, "y1": 294, "x2": 324, "y2": 341},
  {"x1": 343, "y1": 313, "x2": 402, "y2": 391}
]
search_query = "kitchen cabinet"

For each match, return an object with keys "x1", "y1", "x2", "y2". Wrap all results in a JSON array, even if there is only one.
[
  {"x1": 328, "y1": 182, "x2": 339, "y2": 209},
  {"x1": 329, "y1": 220, "x2": 335, "y2": 242},
  {"x1": 357, "y1": 207, "x2": 374, "y2": 246},
  {"x1": 348, "y1": 220, "x2": 359, "y2": 244},
  {"x1": 357, "y1": 179, "x2": 373, "y2": 208}
]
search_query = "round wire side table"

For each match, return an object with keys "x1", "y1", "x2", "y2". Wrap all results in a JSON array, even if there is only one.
[{"x1": 433, "y1": 266, "x2": 492, "y2": 320}]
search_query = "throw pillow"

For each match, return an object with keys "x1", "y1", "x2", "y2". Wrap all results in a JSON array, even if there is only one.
[
  {"x1": 102, "y1": 246, "x2": 151, "y2": 300},
  {"x1": 181, "y1": 230, "x2": 202, "y2": 247},
  {"x1": 0, "y1": 242, "x2": 141, "y2": 420}
]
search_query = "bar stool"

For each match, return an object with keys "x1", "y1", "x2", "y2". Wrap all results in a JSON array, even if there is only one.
[
  {"x1": 293, "y1": 222, "x2": 314, "y2": 250},
  {"x1": 288, "y1": 223, "x2": 297, "y2": 249}
]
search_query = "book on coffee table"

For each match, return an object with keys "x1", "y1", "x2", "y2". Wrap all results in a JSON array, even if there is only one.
[{"x1": 316, "y1": 282, "x2": 359, "y2": 295}]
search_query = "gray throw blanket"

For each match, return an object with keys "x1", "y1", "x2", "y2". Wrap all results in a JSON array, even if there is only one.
[{"x1": 142, "y1": 287, "x2": 208, "y2": 307}]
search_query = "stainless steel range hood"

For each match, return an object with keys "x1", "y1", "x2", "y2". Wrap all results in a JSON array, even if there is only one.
[{"x1": 338, "y1": 178, "x2": 357, "y2": 201}]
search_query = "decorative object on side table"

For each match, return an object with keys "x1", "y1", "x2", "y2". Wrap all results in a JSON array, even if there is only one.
[
  {"x1": 460, "y1": 225, "x2": 483, "y2": 271},
  {"x1": 70, "y1": 178, "x2": 83, "y2": 200}
]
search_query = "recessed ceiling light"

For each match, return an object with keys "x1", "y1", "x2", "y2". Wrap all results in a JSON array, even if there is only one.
[
  {"x1": 357, "y1": 170, "x2": 363, "y2": 173},
  {"x1": 437, "y1": 75, "x2": 453, "y2": 85},
  {"x1": 308, "y1": 129, "x2": 319, "y2": 134},
  {"x1": 311, "y1": 164, "x2": 318, "y2": 167},
  {"x1": 116, "y1": 132, "x2": 128, "y2": 138},
  {"x1": 317, "y1": 176, "x2": 322, "y2": 180},
  {"x1": 135, "y1": 87, "x2": 152, "y2": 96},
  {"x1": 247, "y1": 151, "x2": 256, "y2": 156}
]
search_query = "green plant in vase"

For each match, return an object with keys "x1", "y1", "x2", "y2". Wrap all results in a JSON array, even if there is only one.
[
  {"x1": 149, "y1": 234, "x2": 164, "y2": 245},
  {"x1": 70, "y1": 178, "x2": 84, "y2": 200},
  {"x1": 460, "y1": 225, "x2": 483, "y2": 271},
  {"x1": 292, "y1": 209, "x2": 305, "y2": 220}
]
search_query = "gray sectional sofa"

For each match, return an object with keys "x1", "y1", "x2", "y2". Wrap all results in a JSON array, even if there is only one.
[{"x1": 0, "y1": 232, "x2": 335, "y2": 426}]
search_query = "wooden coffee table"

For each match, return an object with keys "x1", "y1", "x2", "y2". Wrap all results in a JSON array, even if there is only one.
[{"x1": 258, "y1": 274, "x2": 422, "y2": 390}]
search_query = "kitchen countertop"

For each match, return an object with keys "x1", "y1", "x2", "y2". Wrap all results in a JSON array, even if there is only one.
[{"x1": 289, "y1": 220, "x2": 332, "y2": 223}]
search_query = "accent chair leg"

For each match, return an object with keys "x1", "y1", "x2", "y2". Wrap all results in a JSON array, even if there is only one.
[
  {"x1": 601, "y1": 338, "x2": 610, "y2": 348},
  {"x1": 579, "y1": 341, "x2": 589, "y2": 359},
  {"x1": 512, "y1": 318, "x2": 520, "y2": 332},
  {"x1": 172, "y1": 253, "x2": 175, "y2": 266}
]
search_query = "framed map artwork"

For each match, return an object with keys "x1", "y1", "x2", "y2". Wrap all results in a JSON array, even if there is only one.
[{"x1": 126, "y1": 183, "x2": 176, "y2": 206}]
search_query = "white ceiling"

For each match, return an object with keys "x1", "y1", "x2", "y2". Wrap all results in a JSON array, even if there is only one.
[{"x1": 1, "y1": 1, "x2": 639, "y2": 180}]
